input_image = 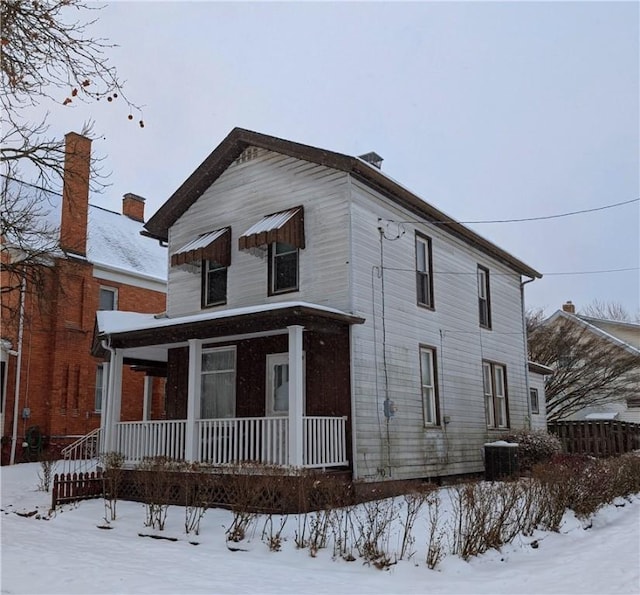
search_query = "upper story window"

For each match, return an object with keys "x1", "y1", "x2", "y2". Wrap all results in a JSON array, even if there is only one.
[
  {"x1": 483, "y1": 360, "x2": 508, "y2": 428},
  {"x1": 269, "y1": 242, "x2": 299, "y2": 295},
  {"x1": 415, "y1": 233, "x2": 434, "y2": 309},
  {"x1": 238, "y1": 206, "x2": 305, "y2": 297},
  {"x1": 477, "y1": 265, "x2": 491, "y2": 329},
  {"x1": 419, "y1": 345, "x2": 440, "y2": 426},
  {"x1": 202, "y1": 260, "x2": 228, "y2": 307},
  {"x1": 171, "y1": 228, "x2": 231, "y2": 309},
  {"x1": 99, "y1": 286, "x2": 118, "y2": 311}
]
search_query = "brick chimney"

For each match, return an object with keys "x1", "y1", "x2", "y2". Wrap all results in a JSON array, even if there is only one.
[
  {"x1": 60, "y1": 132, "x2": 92, "y2": 256},
  {"x1": 122, "y1": 193, "x2": 146, "y2": 222},
  {"x1": 562, "y1": 301, "x2": 576, "y2": 314}
]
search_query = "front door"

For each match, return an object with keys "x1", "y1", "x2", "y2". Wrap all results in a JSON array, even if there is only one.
[{"x1": 265, "y1": 353, "x2": 305, "y2": 464}]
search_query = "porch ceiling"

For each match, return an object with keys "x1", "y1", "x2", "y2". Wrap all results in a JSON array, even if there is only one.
[{"x1": 93, "y1": 301, "x2": 364, "y2": 358}]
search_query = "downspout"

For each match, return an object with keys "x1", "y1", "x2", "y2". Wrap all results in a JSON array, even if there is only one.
[
  {"x1": 9, "y1": 275, "x2": 27, "y2": 465},
  {"x1": 520, "y1": 276, "x2": 536, "y2": 429},
  {"x1": 346, "y1": 175, "x2": 359, "y2": 481}
]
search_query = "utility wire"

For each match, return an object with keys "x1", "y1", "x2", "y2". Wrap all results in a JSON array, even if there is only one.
[
  {"x1": 382, "y1": 266, "x2": 639, "y2": 277},
  {"x1": 396, "y1": 197, "x2": 639, "y2": 225}
]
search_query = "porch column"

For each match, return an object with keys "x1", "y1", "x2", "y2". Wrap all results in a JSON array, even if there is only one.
[
  {"x1": 185, "y1": 339, "x2": 202, "y2": 462},
  {"x1": 104, "y1": 349, "x2": 123, "y2": 454},
  {"x1": 98, "y1": 363, "x2": 110, "y2": 453},
  {"x1": 142, "y1": 376, "x2": 153, "y2": 421},
  {"x1": 288, "y1": 325, "x2": 304, "y2": 466}
]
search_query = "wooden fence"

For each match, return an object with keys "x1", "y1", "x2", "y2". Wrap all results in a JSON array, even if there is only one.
[
  {"x1": 52, "y1": 471, "x2": 104, "y2": 509},
  {"x1": 548, "y1": 420, "x2": 640, "y2": 457}
]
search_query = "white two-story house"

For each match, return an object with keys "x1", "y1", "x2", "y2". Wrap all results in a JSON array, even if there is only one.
[{"x1": 93, "y1": 127, "x2": 541, "y2": 484}]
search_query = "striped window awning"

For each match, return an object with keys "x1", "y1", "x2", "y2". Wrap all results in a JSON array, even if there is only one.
[
  {"x1": 238, "y1": 206, "x2": 305, "y2": 251},
  {"x1": 171, "y1": 227, "x2": 231, "y2": 267}
]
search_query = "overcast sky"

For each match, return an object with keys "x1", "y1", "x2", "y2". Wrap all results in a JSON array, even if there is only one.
[{"x1": 43, "y1": 1, "x2": 639, "y2": 317}]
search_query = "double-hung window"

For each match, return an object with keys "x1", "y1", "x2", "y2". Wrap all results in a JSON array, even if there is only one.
[
  {"x1": 94, "y1": 364, "x2": 107, "y2": 412},
  {"x1": 482, "y1": 361, "x2": 508, "y2": 428},
  {"x1": 419, "y1": 346, "x2": 439, "y2": 426},
  {"x1": 529, "y1": 387, "x2": 540, "y2": 415},
  {"x1": 416, "y1": 234, "x2": 434, "y2": 309},
  {"x1": 202, "y1": 260, "x2": 228, "y2": 307},
  {"x1": 477, "y1": 265, "x2": 491, "y2": 328},
  {"x1": 269, "y1": 242, "x2": 299, "y2": 295},
  {"x1": 200, "y1": 347, "x2": 236, "y2": 419},
  {"x1": 99, "y1": 286, "x2": 117, "y2": 311}
]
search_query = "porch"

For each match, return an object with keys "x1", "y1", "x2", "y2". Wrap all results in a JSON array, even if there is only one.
[{"x1": 94, "y1": 302, "x2": 364, "y2": 471}]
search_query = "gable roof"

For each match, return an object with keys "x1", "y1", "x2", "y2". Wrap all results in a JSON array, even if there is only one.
[
  {"x1": 543, "y1": 310, "x2": 640, "y2": 357},
  {"x1": 87, "y1": 205, "x2": 167, "y2": 282},
  {"x1": 3, "y1": 180, "x2": 167, "y2": 283},
  {"x1": 144, "y1": 127, "x2": 541, "y2": 279}
]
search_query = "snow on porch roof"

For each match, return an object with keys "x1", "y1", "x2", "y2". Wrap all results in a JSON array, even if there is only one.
[{"x1": 97, "y1": 301, "x2": 364, "y2": 336}]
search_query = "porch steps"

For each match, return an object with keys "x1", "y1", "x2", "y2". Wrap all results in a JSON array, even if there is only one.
[{"x1": 60, "y1": 428, "x2": 101, "y2": 475}]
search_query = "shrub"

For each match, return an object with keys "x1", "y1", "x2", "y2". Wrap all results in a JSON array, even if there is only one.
[{"x1": 500, "y1": 429, "x2": 561, "y2": 471}]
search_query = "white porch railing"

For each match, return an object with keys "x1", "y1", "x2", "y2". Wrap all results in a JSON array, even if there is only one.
[
  {"x1": 197, "y1": 417, "x2": 289, "y2": 465},
  {"x1": 60, "y1": 428, "x2": 101, "y2": 474},
  {"x1": 115, "y1": 420, "x2": 186, "y2": 463},
  {"x1": 114, "y1": 416, "x2": 347, "y2": 468},
  {"x1": 303, "y1": 416, "x2": 348, "y2": 467}
]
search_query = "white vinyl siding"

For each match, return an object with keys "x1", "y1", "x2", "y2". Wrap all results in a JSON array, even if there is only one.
[
  {"x1": 167, "y1": 148, "x2": 350, "y2": 317},
  {"x1": 348, "y1": 177, "x2": 527, "y2": 480}
]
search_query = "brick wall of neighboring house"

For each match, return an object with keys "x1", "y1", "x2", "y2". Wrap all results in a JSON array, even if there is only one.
[
  {"x1": 2, "y1": 260, "x2": 166, "y2": 463},
  {"x1": 1, "y1": 132, "x2": 167, "y2": 464}
]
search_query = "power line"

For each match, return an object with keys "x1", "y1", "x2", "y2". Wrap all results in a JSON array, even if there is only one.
[
  {"x1": 396, "y1": 197, "x2": 639, "y2": 225},
  {"x1": 382, "y1": 266, "x2": 639, "y2": 277}
]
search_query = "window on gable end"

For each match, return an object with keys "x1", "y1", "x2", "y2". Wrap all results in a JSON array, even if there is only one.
[
  {"x1": 269, "y1": 242, "x2": 299, "y2": 295},
  {"x1": 202, "y1": 260, "x2": 228, "y2": 307}
]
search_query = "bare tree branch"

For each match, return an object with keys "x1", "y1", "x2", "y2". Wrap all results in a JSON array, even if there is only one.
[{"x1": 528, "y1": 315, "x2": 640, "y2": 421}]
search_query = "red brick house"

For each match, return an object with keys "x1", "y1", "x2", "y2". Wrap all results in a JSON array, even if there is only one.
[{"x1": 1, "y1": 132, "x2": 167, "y2": 464}]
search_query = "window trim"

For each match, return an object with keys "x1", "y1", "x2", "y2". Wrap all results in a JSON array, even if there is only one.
[
  {"x1": 529, "y1": 387, "x2": 540, "y2": 415},
  {"x1": 415, "y1": 233, "x2": 434, "y2": 309},
  {"x1": 477, "y1": 265, "x2": 492, "y2": 329},
  {"x1": 419, "y1": 344, "x2": 440, "y2": 427},
  {"x1": 482, "y1": 360, "x2": 509, "y2": 429},
  {"x1": 99, "y1": 286, "x2": 118, "y2": 311},
  {"x1": 268, "y1": 241, "x2": 299, "y2": 296},
  {"x1": 201, "y1": 259, "x2": 228, "y2": 308}
]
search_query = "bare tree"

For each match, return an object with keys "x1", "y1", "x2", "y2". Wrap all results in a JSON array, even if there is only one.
[
  {"x1": 1, "y1": 0, "x2": 141, "y2": 323},
  {"x1": 580, "y1": 300, "x2": 639, "y2": 323},
  {"x1": 528, "y1": 314, "x2": 640, "y2": 421}
]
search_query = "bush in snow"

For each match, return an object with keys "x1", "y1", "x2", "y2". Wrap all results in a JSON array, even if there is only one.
[{"x1": 499, "y1": 428, "x2": 561, "y2": 471}]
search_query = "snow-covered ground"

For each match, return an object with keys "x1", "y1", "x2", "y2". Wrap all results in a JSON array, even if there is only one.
[{"x1": 1, "y1": 462, "x2": 639, "y2": 595}]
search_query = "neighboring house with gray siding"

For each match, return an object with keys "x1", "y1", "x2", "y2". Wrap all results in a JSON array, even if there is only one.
[{"x1": 93, "y1": 127, "x2": 542, "y2": 485}]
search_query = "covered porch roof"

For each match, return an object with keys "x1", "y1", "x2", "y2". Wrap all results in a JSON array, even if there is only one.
[{"x1": 92, "y1": 301, "x2": 365, "y2": 365}]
